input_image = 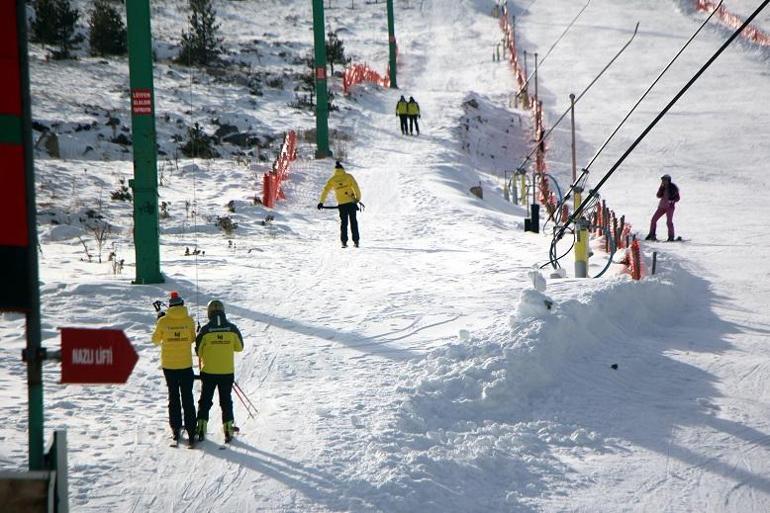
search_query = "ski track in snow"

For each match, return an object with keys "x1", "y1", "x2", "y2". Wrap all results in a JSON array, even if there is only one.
[{"x1": 2, "y1": 0, "x2": 770, "y2": 511}]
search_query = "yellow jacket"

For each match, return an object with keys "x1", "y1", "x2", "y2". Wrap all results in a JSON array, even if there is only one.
[
  {"x1": 319, "y1": 168, "x2": 361, "y2": 206},
  {"x1": 195, "y1": 313, "x2": 244, "y2": 375},
  {"x1": 396, "y1": 99, "x2": 408, "y2": 115},
  {"x1": 407, "y1": 101, "x2": 420, "y2": 116},
  {"x1": 152, "y1": 305, "x2": 196, "y2": 370}
]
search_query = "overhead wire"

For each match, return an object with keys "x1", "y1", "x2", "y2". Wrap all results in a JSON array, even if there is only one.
[
  {"x1": 186, "y1": 38, "x2": 202, "y2": 328},
  {"x1": 517, "y1": 0, "x2": 592, "y2": 95}
]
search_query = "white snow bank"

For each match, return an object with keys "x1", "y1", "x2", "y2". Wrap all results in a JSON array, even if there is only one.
[{"x1": 346, "y1": 264, "x2": 710, "y2": 511}]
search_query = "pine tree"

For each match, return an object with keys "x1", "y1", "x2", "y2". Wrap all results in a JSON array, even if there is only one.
[
  {"x1": 326, "y1": 31, "x2": 350, "y2": 76},
  {"x1": 180, "y1": 123, "x2": 219, "y2": 158},
  {"x1": 89, "y1": 0, "x2": 127, "y2": 56},
  {"x1": 178, "y1": 0, "x2": 224, "y2": 66},
  {"x1": 31, "y1": 0, "x2": 80, "y2": 59},
  {"x1": 300, "y1": 54, "x2": 316, "y2": 106}
]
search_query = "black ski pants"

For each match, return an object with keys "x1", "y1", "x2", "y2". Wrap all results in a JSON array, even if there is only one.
[
  {"x1": 197, "y1": 372, "x2": 235, "y2": 424},
  {"x1": 408, "y1": 115, "x2": 420, "y2": 135},
  {"x1": 398, "y1": 114, "x2": 409, "y2": 134},
  {"x1": 339, "y1": 202, "x2": 360, "y2": 244},
  {"x1": 163, "y1": 367, "x2": 196, "y2": 433}
]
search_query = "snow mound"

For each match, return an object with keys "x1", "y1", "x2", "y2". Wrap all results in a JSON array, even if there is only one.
[{"x1": 351, "y1": 266, "x2": 700, "y2": 510}]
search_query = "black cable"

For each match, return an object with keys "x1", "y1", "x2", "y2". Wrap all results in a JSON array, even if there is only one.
[
  {"x1": 541, "y1": 229, "x2": 576, "y2": 270},
  {"x1": 513, "y1": 22, "x2": 640, "y2": 174},
  {"x1": 518, "y1": 0, "x2": 592, "y2": 94},
  {"x1": 592, "y1": 225, "x2": 617, "y2": 279}
]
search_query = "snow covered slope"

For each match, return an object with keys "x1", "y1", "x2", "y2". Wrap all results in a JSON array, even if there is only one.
[{"x1": 2, "y1": 0, "x2": 770, "y2": 512}]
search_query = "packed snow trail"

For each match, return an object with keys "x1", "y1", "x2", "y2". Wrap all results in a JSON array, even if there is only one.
[
  {"x1": 3, "y1": 1, "x2": 549, "y2": 511},
  {"x1": 2, "y1": 0, "x2": 770, "y2": 511}
]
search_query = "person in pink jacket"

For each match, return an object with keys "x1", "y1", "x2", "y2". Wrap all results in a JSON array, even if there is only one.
[{"x1": 645, "y1": 174, "x2": 680, "y2": 241}]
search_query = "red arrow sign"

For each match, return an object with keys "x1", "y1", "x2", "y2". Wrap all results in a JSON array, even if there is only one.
[{"x1": 60, "y1": 328, "x2": 138, "y2": 384}]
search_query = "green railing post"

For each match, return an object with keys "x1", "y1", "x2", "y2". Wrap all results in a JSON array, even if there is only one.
[
  {"x1": 126, "y1": 0, "x2": 163, "y2": 284},
  {"x1": 386, "y1": 0, "x2": 398, "y2": 88},
  {"x1": 312, "y1": 0, "x2": 331, "y2": 158}
]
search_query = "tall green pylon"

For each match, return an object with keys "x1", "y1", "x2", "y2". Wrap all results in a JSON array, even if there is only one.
[
  {"x1": 386, "y1": 0, "x2": 398, "y2": 88},
  {"x1": 311, "y1": 0, "x2": 330, "y2": 158},
  {"x1": 126, "y1": 0, "x2": 163, "y2": 284},
  {"x1": 6, "y1": 0, "x2": 44, "y2": 471}
]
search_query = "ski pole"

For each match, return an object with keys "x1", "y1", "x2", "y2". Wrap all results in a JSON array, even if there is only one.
[
  {"x1": 234, "y1": 381, "x2": 259, "y2": 415},
  {"x1": 232, "y1": 384, "x2": 256, "y2": 419},
  {"x1": 232, "y1": 381, "x2": 259, "y2": 417}
]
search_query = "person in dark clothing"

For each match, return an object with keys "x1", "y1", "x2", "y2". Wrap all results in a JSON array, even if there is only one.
[
  {"x1": 407, "y1": 96, "x2": 421, "y2": 135},
  {"x1": 395, "y1": 95, "x2": 409, "y2": 135},
  {"x1": 195, "y1": 299, "x2": 244, "y2": 443},
  {"x1": 317, "y1": 161, "x2": 362, "y2": 248},
  {"x1": 645, "y1": 174, "x2": 680, "y2": 241}
]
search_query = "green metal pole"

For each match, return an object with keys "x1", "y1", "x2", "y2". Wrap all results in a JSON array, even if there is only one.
[
  {"x1": 386, "y1": 0, "x2": 398, "y2": 88},
  {"x1": 126, "y1": 0, "x2": 163, "y2": 284},
  {"x1": 312, "y1": 0, "x2": 331, "y2": 158},
  {"x1": 13, "y1": 0, "x2": 44, "y2": 471}
]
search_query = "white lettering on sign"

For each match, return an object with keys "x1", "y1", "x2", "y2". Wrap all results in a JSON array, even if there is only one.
[
  {"x1": 72, "y1": 347, "x2": 114, "y2": 365},
  {"x1": 131, "y1": 89, "x2": 153, "y2": 115},
  {"x1": 72, "y1": 348, "x2": 93, "y2": 364}
]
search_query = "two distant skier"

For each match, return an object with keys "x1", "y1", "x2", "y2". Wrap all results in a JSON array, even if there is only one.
[
  {"x1": 318, "y1": 161, "x2": 362, "y2": 248},
  {"x1": 152, "y1": 293, "x2": 244, "y2": 446},
  {"x1": 395, "y1": 95, "x2": 421, "y2": 135}
]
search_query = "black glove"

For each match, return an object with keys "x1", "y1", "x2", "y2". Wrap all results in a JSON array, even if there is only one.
[
  {"x1": 317, "y1": 202, "x2": 323, "y2": 210},
  {"x1": 156, "y1": 311, "x2": 165, "y2": 319}
]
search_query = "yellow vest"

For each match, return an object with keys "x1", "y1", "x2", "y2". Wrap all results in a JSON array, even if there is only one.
[
  {"x1": 151, "y1": 306, "x2": 196, "y2": 370},
  {"x1": 319, "y1": 168, "x2": 361, "y2": 206},
  {"x1": 396, "y1": 100, "x2": 408, "y2": 115},
  {"x1": 196, "y1": 314, "x2": 244, "y2": 375},
  {"x1": 407, "y1": 101, "x2": 420, "y2": 115}
]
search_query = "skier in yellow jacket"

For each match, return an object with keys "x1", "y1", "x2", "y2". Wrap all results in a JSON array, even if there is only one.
[
  {"x1": 194, "y1": 299, "x2": 244, "y2": 443},
  {"x1": 317, "y1": 161, "x2": 362, "y2": 248},
  {"x1": 407, "y1": 96, "x2": 421, "y2": 135},
  {"x1": 396, "y1": 95, "x2": 409, "y2": 135},
  {"x1": 152, "y1": 291, "x2": 197, "y2": 447}
]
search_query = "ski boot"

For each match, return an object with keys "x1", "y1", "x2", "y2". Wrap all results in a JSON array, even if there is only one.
[
  {"x1": 224, "y1": 421, "x2": 235, "y2": 444},
  {"x1": 195, "y1": 419, "x2": 207, "y2": 441},
  {"x1": 172, "y1": 428, "x2": 182, "y2": 443},
  {"x1": 644, "y1": 233, "x2": 657, "y2": 241}
]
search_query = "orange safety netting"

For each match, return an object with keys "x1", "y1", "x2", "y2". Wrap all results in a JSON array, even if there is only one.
[
  {"x1": 343, "y1": 63, "x2": 390, "y2": 94},
  {"x1": 262, "y1": 130, "x2": 298, "y2": 208},
  {"x1": 499, "y1": 6, "x2": 527, "y2": 94},
  {"x1": 695, "y1": 0, "x2": 770, "y2": 46}
]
